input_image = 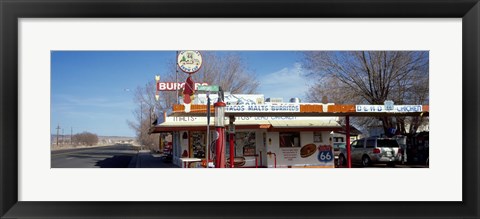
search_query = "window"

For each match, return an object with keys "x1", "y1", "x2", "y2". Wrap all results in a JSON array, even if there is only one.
[
  {"x1": 313, "y1": 132, "x2": 323, "y2": 143},
  {"x1": 191, "y1": 131, "x2": 206, "y2": 158},
  {"x1": 236, "y1": 132, "x2": 256, "y2": 156},
  {"x1": 353, "y1": 140, "x2": 364, "y2": 148},
  {"x1": 377, "y1": 139, "x2": 399, "y2": 148},
  {"x1": 333, "y1": 142, "x2": 346, "y2": 150},
  {"x1": 366, "y1": 139, "x2": 376, "y2": 148},
  {"x1": 279, "y1": 132, "x2": 300, "y2": 147}
]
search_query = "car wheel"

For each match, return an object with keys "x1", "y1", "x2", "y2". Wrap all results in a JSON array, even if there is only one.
[
  {"x1": 361, "y1": 155, "x2": 371, "y2": 167},
  {"x1": 338, "y1": 154, "x2": 346, "y2": 167}
]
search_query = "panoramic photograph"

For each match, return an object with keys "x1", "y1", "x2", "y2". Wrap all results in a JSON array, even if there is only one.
[{"x1": 51, "y1": 50, "x2": 429, "y2": 168}]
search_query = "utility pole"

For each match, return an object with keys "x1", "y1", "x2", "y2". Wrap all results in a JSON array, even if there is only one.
[
  {"x1": 56, "y1": 124, "x2": 60, "y2": 147},
  {"x1": 71, "y1": 127, "x2": 73, "y2": 145},
  {"x1": 62, "y1": 128, "x2": 64, "y2": 145}
]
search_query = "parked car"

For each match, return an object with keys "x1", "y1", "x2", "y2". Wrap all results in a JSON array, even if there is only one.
[
  {"x1": 338, "y1": 137, "x2": 400, "y2": 167},
  {"x1": 333, "y1": 142, "x2": 346, "y2": 167}
]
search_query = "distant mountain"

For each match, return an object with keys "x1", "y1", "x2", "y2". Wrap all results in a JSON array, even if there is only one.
[
  {"x1": 51, "y1": 134, "x2": 134, "y2": 139},
  {"x1": 50, "y1": 134, "x2": 135, "y2": 144}
]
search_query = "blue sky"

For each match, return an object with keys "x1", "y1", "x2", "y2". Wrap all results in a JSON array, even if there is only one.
[{"x1": 51, "y1": 51, "x2": 311, "y2": 137}]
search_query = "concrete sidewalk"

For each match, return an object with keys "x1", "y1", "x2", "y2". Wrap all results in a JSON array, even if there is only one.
[{"x1": 128, "y1": 150, "x2": 179, "y2": 168}]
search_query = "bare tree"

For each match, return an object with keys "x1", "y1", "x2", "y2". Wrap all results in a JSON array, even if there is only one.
[
  {"x1": 72, "y1": 132, "x2": 99, "y2": 146},
  {"x1": 127, "y1": 82, "x2": 164, "y2": 150},
  {"x1": 165, "y1": 52, "x2": 260, "y2": 94},
  {"x1": 197, "y1": 52, "x2": 259, "y2": 93},
  {"x1": 301, "y1": 51, "x2": 429, "y2": 135},
  {"x1": 128, "y1": 51, "x2": 260, "y2": 149}
]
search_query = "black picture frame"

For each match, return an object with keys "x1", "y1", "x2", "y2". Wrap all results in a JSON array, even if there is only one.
[{"x1": 1, "y1": 0, "x2": 479, "y2": 218}]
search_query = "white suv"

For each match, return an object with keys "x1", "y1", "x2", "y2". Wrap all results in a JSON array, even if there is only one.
[{"x1": 338, "y1": 137, "x2": 400, "y2": 167}]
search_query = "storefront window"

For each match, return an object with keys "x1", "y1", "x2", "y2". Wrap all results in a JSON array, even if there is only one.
[
  {"x1": 191, "y1": 131, "x2": 206, "y2": 158},
  {"x1": 174, "y1": 132, "x2": 181, "y2": 158},
  {"x1": 279, "y1": 132, "x2": 300, "y2": 147},
  {"x1": 313, "y1": 132, "x2": 323, "y2": 143},
  {"x1": 236, "y1": 132, "x2": 256, "y2": 156}
]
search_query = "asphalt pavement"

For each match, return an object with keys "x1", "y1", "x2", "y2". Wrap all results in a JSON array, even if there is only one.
[
  {"x1": 51, "y1": 144, "x2": 178, "y2": 168},
  {"x1": 51, "y1": 144, "x2": 138, "y2": 168},
  {"x1": 52, "y1": 145, "x2": 425, "y2": 168},
  {"x1": 337, "y1": 163, "x2": 428, "y2": 168},
  {"x1": 129, "y1": 150, "x2": 178, "y2": 168}
]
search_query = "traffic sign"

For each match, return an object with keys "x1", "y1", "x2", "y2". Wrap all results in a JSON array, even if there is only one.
[{"x1": 198, "y1": 85, "x2": 219, "y2": 92}]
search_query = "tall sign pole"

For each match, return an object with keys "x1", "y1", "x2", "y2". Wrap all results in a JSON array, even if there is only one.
[
  {"x1": 198, "y1": 85, "x2": 220, "y2": 168},
  {"x1": 177, "y1": 51, "x2": 203, "y2": 113},
  {"x1": 176, "y1": 51, "x2": 204, "y2": 163}
]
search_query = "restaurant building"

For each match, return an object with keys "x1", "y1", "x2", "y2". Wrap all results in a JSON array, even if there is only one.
[
  {"x1": 150, "y1": 94, "x2": 355, "y2": 168},
  {"x1": 150, "y1": 92, "x2": 428, "y2": 168},
  {"x1": 153, "y1": 114, "x2": 348, "y2": 168}
]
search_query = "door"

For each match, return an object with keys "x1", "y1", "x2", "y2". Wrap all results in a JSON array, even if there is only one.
[
  {"x1": 350, "y1": 140, "x2": 364, "y2": 163},
  {"x1": 190, "y1": 131, "x2": 206, "y2": 159}
]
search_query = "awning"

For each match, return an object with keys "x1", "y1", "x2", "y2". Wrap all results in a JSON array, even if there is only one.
[
  {"x1": 151, "y1": 120, "x2": 271, "y2": 133},
  {"x1": 268, "y1": 120, "x2": 343, "y2": 132},
  {"x1": 335, "y1": 125, "x2": 362, "y2": 136},
  {"x1": 151, "y1": 119, "x2": 342, "y2": 133},
  {"x1": 150, "y1": 121, "x2": 212, "y2": 132}
]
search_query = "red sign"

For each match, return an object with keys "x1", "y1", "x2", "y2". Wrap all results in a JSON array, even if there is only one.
[
  {"x1": 318, "y1": 145, "x2": 332, "y2": 151},
  {"x1": 157, "y1": 82, "x2": 208, "y2": 91}
]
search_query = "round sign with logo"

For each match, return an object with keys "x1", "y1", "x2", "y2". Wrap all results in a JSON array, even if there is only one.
[{"x1": 177, "y1": 51, "x2": 203, "y2": 74}]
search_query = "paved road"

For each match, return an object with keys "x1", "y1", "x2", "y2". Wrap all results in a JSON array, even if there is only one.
[
  {"x1": 337, "y1": 163, "x2": 428, "y2": 168},
  {"x1": 51, "y1": 144, "x2": 138, "y2": 168},
  {"x1": 134, "y1": 152, "x2": 179, "y2": 168}
]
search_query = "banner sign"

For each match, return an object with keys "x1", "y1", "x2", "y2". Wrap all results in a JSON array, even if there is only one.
[
  {"x1": 157, "y1": 82, "x2": 208, "y2": 91},
  {"x1": 355, "y1": 105, "x2": 423, "y2": 113},
  {"x1": 225, "y1": 103, "x2": 300, "y2": 113}
]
